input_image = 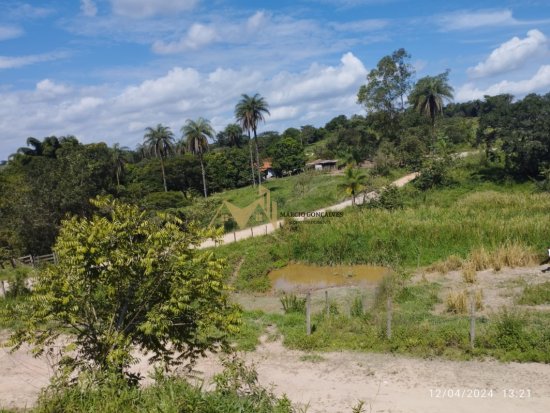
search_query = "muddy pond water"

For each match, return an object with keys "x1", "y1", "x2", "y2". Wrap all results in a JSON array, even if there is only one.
[{"x1": 268, "y1": 263, "x2": 389, "y2": 291}]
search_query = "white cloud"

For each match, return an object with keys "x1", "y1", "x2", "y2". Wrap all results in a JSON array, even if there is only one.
[
  {"x1": 0, "y1": 53, "x2": 368, "y2": 159},
  {"x1": 110, "y1": 0, "x2": 198, "y2": 18},
  {"x1": 0, "y1": 26, "x2": 23, "y2": 41},
  {"x1": 457, "y1": 65, "x2": 550, "y2": 101},
  {"x1": 0, "y1": 52, "x2": 68, "y2": 69},
  {"x1": 36, "y1": 79, "x2": 72, "y2": 96},
  {"x1": 468, "y1": 30, "x2": 548, "y2": 78},
  {"x1": 153, "y1": 23, "x2": 218, "y2": 53},
  {"x1": 437, "y1": 9, "x2": 550, "y2": 32},
  {"x1": 80, "y1": 0, "x2": 98, "y2": 17}
]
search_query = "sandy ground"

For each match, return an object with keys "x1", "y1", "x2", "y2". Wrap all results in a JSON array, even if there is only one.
[
  {"x1": 2, "y1": 260, "x2": 549, "y2": 412},
  {"x1": 2, "y1": 331, "x2": 550, "y2": 413}
]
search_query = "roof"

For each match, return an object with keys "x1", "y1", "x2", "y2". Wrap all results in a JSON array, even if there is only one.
[
  {"x1": 260, "y1": 160, "x2": 273, "y2": 171},
  {"x1": 306, "y1": 159, "x2": 338, "y2": 166}
]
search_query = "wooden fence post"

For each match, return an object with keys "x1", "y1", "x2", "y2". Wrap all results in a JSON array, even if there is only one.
[
  {"x1": 386, "y1": 295, "x2": 392, "y2": 340},
  {"x1": 0, "y1": 280, "x2": 5, "y2": 297},
  {"x1": 251, "y1": 227, "x2": 254, "y2": 237},
  {"x1": 306, "y1": 291, "x2": 312, "y2": 336},
  {"x1": 470, "y1": 293, "x2": 476, "y2": 349},
  {"x1": 233, "y1": 231, "x2": 237, "y2": 242},
  {"x1": 325, "y1": 290, "x2": 329, "y2": 317}
]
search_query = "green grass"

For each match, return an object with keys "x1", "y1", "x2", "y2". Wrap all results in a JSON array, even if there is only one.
[
  {"x1": 237, "y1": 282, "x2": 550, "y2": 363},
  {"x1": 518, "y1": 282, "x2": 550, "y2": 305},
  {"x1": 210, "y1": 171, "x2": 347, "y2": 216}
]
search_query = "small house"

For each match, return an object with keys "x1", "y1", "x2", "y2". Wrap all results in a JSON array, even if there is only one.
[{"x1": 306, "y1": 159, "x2": 338, "y2": 171}]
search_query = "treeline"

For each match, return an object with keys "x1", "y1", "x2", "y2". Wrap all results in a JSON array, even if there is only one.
[{"x1": 1, "y1": 48, "x2": 549, "y2": 257}]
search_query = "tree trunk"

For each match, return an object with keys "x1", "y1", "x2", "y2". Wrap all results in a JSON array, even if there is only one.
[
  {"x1": 200, "y1": 155, "x2": 208, "y2": 198},
  {"x1": 248, "y1": 132, "x2": 256, "y2": 187},
  {"x1": 160, "y1": 156, "x2": 168, "y2": 192},
  {"x1": 116, "y1": 169, "x2": 120, "y2": 187},
  {"x1": 253, "y1": 128, "x2": 261, "y2": 184}
]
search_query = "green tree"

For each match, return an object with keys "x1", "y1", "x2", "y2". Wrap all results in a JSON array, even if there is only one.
[
  {"x1": 408, "y1": 71, "x2": 454, "y2": 150},
  {"x1": 340, "y1": 166, "x2": 368, "y2": 206},
  {"x1": 357, "y1": 49, "x2": 414, "y2": 141},
  {"x1": 182, "y1": 118, "x2": 214, "y2": 198},
  {"x1": 269, "y1": 137, "x2": 306, "y2": 177},
  {"x1": 6, "y1": 197, "x2": 240, "y2": 382},
  {"x1": 235, "y1": 93, "x2": 270, "y2": 185},
  {"x1": 143, "y1": 124, "x2": 175, "y2": 192}
]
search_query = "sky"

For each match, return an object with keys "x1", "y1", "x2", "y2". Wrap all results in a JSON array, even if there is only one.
[{"x1": 1, "y1": 0, "x2": 550, "y2": 160}]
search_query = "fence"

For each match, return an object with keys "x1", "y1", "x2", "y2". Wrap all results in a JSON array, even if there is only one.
[
  {"x1": 15, "y1": 253, "x2": 58, "y2": 267},
  {"x1": 298, "y1": 289, "x2": 479, "y2": 349}
]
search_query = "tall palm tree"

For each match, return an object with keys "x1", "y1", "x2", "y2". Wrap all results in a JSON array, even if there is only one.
[
  {"x1": 408, "y1": 71, "x2": 454, "y2": 151},
  {"x1": 235, "y1": 93, "x2": 270, "y2": 185},
  {"x1": 111, "y1": 143, "x2": 129, "y2": 187},
  {"x1": 143, "y1": 124, "x2": 174, "y2": 192},
  {"x1": 181, "y1": 118, "x2": 214, "y2": 198},
  {"x1": 340, "y1": 166, "x2": 367, "y2": 206}
]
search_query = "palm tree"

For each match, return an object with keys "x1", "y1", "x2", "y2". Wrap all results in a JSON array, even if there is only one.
[
  {"x1": 340, "y1": 166, "x2": 367, "y2": 206},
  {"x1": 181, "y1": 118, "x2": 214, "y2": 198},
  {"x1": 143, "y1": 124, "x2": 174, "y2": 192},
  {"x1": 235, "y1": 93, "x2": 270, "y2": 185},
  {"x1": 224, "y1": 123, "x2": 243, "y2": 147},
  {"x1": 408, "y1": 71, "x2": 454, "y2": 151},
  {"x1": 17, "y1": 137, "x2": 43, "y2": 156},
  {"x1": 111, "y1": 143, "x2": 129, "y2": 187}
]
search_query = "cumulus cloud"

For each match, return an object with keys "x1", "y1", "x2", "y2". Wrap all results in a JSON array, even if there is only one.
[
  {"x1": 153, "y1": 24, "x2": 218, "y2": 53},
  {"x1": 110, "y1": 0, "x2": 198, "y2": 18},
  {"x1": 0, "y1": 51, "x2": 68, "y2": 69},
  {"x1": 0, "y1": 26, "x2": 23, "y2": 41},
  {"x1": 80, "y1": 0, "x2": 98, "y2": 17},
  {"x1": 0, "y1": 53, "x2": 368, "y2": 159},
  {"x1": 468, "y1": 30, "x2": 548, "y2": 78},
  {"x1": 457, "y1": 65, "x2": 550, "y2": 101}
]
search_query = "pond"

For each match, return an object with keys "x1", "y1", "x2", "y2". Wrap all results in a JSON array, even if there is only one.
[{"x1": 268, "y1": 263, "x2": 389, "y2": 291}]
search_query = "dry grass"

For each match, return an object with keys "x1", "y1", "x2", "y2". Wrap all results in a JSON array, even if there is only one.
[
  {"x1": 426, "y1": 255, "x2": 463, "y2": 274},
  {"x1": 427, "y1": 242, "x2": 539, "y2": 276},
  {"x1": 461, "y1": 261, "x2": 477, "y2": 283},
  {"x1": 446, "y1": 289, "x2": 483, "y2": 314}
]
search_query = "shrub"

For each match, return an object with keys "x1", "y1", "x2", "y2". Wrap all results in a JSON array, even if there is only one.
[
  {"x1": 517, "y1": 282, "x2": 550, "y2": 305},
  {"x1": 280, "y1": 293, "x2": 306, "y2": 314}
]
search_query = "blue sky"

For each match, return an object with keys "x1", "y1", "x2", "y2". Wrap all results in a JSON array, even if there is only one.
[{"x1": 1, "y1": 0, "x2": 550, "y2": 159}]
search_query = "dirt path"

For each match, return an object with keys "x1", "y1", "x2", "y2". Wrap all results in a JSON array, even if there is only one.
[
  {"x1": 199, "y1": 172, "x2": 419, "y2": 249},
  {"x1": 2, "y1": 334, "x2": 549, "y2": 412}
]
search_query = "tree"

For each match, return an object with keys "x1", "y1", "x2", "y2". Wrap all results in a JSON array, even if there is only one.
[
  {"x1": 17, "y1": 137, "x2": 43, "y2": 156},
  {"x1": 217, "y1": 124, "x2": 243, "y2": 148},
  {"x1": 269, "y1": 137, "x2": 306, "y2": 177},
  {"x1": 6, "y1": 197, "x2": 240, "y2": 382},
  {"x1": 235, "y1": 93, "x2": 270, "y2": 185},
  {"x1": 182, "y1": 118, "x2": 214, "y2": 198},
  {"x1": 408, "y1": 71, "x2": 454, "y2": 150},
  {"x1": 357, "y1": 49, "x2": 415, "y2": 141},
  {"x1": 111, "y1": 143, "x2": 129, "y2": 187},
  {"x1": 340, "y1": 166, "x2": 367, "y2": 206},
  {"x1": 143, "y1": 124, "x2": 175, "y2": 192}
]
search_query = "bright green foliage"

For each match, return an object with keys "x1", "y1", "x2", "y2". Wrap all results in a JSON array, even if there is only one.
[{"x1": 7, "y1": 197, "x2": 241, "y2": 382}]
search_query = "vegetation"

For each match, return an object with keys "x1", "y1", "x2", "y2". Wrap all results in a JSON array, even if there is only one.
[
  {"x1": 517, "y1": 282, "x2": 550, "y2": 305},
  {"x1": 3, "y1": 197, "x2": 240, "y2": 383}
]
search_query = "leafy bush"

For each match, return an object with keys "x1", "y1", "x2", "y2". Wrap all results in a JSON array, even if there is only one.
[
  {"x1": 413, "y1": 158, "x2": 451, "y2": 190},
  {"x1": 368, "y1": 185, "x2": 403, "y2": 210}
]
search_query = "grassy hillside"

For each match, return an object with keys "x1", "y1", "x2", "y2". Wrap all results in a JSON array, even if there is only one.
[{"x1": 215, "y1": 156, "x2": 550, "y2": 291}]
